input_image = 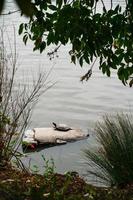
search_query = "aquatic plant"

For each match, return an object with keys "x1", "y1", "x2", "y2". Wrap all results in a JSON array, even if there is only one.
[{"x1": 84, "y1": 113, "x2": 133, "y2": 188}]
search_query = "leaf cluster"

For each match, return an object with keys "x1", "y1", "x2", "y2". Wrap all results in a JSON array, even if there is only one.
[{"x1": 19, "y1": 0, "x2": 133, "y2": 86}]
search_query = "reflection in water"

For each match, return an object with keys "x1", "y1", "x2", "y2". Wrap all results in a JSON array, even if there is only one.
[{"x1": 0, "y1": 0, "x2": 132, "y2": 176}]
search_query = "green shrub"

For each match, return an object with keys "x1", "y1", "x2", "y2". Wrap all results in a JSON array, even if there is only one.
[{"x1": 84, "y1": 113, "x2": 133, "y2": 188}]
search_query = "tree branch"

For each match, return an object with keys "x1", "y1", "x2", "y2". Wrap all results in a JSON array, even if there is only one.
[{"x1": 0, "y1": 10, "x2": 20, "y2": 16}]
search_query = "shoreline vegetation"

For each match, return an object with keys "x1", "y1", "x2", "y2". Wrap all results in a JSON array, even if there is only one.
[{"x1": 0, "y1": 162, "x2": 133, "y2": 200}]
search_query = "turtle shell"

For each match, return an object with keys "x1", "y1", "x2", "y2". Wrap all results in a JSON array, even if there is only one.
[{"x1": 53, "y1": 122, "x2": 72, "y2": 131}]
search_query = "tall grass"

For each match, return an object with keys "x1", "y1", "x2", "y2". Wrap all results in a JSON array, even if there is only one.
[{"x1": 83, "y1": 113, "x2": 133, "y2": 187}]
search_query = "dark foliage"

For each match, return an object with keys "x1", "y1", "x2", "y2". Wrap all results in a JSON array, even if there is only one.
[{"x1": 19, "y1": 0, "x2": 133, "y2": 86}]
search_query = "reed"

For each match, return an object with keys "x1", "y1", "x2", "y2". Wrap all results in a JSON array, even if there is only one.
[{"x1": 84, "y1": 113, "x2": 133, "y2": 187}]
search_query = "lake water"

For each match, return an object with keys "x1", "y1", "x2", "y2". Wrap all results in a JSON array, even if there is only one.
[{"x1": 0, "y1": 0, "x2": 133, "y2": 180}]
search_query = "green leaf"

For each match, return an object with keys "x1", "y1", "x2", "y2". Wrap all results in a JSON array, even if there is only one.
[
  {"x1": 79, "y1": 56, "x2": 83, "y2": 67},
  {"x1": 101, "y1": 62, "x2": 106, "y2": 74},
  {"x1": 86, "y1": 0, "x2": 94, "y2": 7},
  {"x1": 71, "y1": 55, "x2": 76, "y2": 64},
  {"x1": 56, "y1": 0, "x2": 63, "y2": 8},
  {"x1": 19, "y1": 23, "x2": 24, "y2": 35},
  {"x1": 117, "y1": 53, "x2": 124, "y2": 63},
  {"x1": 47, "y1": 32, "x2": 54, "y2": 45},
  {"x1": 64, "y1": 0, "x2": 67, "y2": 4},
  {"x1": 103, "y1": 6, "x2": 106, "y2": 13},
  {"x1": 23, "y1": 34, "x2": 28, "y2": 45},
  {"x1": 40, "y1": 41, "x2": 46, "y2": 53},
  {"x1": 90, "y1": 0, "x2": 94, "y2": 7},
  {"x1": 114, "y1": 5, "x2": 120, "y2": 13},
  {"x1": 33, "y1": 46, "x2": 38, "y2": 51},
  {"x1": 106, "y1": 68, "x2": 111, "y2": 77},
  {"x1": 115, "y1": 48, "x2": 124, "y2": 55},
  {"x1": 124, "y1": 53, "x2": 130, "y2": 63},
  {"x1": 129, "y1": 78, "x2": 133, "y2": 87},
  {"x1": 0, "y1": 0, "x2": 5, "y2": 14},
  {"x1": 48, "y1": 5, "x2": 57, "y2": 11},
  {"x1": 84, "y1": 54, "x2": 90, "y2": 64}
]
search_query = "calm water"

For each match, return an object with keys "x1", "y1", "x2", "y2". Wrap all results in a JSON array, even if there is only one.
[{"x1": 1, "y1": 0, "x2": 132, "y2": 177}]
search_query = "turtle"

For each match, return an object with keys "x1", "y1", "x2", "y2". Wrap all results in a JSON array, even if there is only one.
[{"x1": 52, "y1": 122, "x2": 72, "y2": 131}]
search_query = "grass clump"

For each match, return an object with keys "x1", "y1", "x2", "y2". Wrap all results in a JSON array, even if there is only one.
[{"x1": 84, "y1": 113, "x2": 133, "y2": 188}]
